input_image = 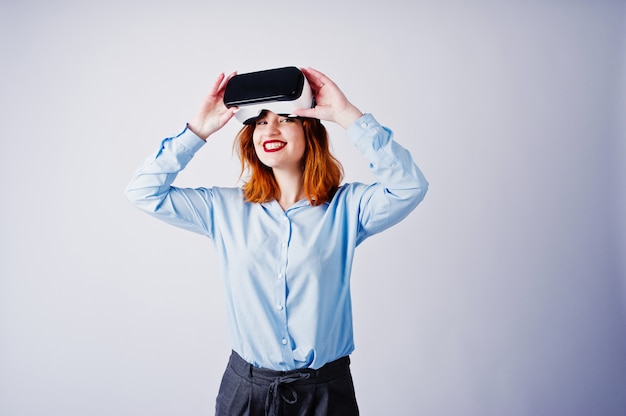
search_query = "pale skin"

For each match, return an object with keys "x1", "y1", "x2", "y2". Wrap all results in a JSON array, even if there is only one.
[{"x1": 187, "y1": 67, "x2": 364, "y2": 211}]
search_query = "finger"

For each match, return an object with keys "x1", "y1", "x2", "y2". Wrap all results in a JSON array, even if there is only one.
[
  {"x1": 300, "y1": 67, "x2": 316, "y2": 84},
  {"x1": 217, "y1": 71, "x2": 237, "y2": 93},
  {"x1": 208, "y1": 72, "x2": 226, "y2": 95},
  {"x1": 301, "y1": 68, "x2": 324, "y2": 92},
  {"x1": 304, "y1": 67, "x2": 332, "y2": 90},
  {"x1": 220, "y1": 107, "x2": 238, "y2": 125}
]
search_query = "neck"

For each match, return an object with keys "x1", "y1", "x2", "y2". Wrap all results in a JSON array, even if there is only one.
[{"x1": 273, "y1": 168, "x2": 305, "y2": 210}]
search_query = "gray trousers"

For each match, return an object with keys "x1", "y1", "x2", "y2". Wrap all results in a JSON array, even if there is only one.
[{"x1": 215, "y1": 351, "x2": 359, "y2": 416}]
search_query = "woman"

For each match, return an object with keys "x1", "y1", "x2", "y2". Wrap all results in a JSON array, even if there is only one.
[{"x1": 126, "y1": 67, "x2": 428, "y2": 415}]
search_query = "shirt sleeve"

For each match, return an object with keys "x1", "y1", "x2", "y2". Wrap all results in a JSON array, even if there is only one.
[
  {"x1": 346, "y1": 113, "x2": 429, "y2": 245},
  {"x1": 125, "y1": 125, "x2": 215, "y2": 237}
]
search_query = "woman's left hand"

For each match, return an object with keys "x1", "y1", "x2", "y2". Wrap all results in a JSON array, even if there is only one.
[{"x1": 293, "y1": 67, "x2": 363, "y2": 129}]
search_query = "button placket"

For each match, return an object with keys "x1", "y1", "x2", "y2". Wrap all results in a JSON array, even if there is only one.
[{"x1": 275, "y1": 214, "x2": 292, "y2": 356}]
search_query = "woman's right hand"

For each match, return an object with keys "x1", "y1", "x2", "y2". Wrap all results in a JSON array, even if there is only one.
[{"x1": 188, "y1": 72, "x2": 238, "y2": 141}]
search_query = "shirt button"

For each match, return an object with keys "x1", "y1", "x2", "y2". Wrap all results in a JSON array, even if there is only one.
[
  {"x1": 361, "y1": 122, "x2": 368, "y2": 128},
  {"x1": 281, "y1": 242, "x2": 287, "y2": 248},
  {"x1": 277, "y1": 273, "x2": 283, "y2": 279},
  {"x1": 281, "y1": 338, "x2": 288, "y2": 345},
  {"x1": 277, "y1": 304, "x2": 283, "y2": 311}
]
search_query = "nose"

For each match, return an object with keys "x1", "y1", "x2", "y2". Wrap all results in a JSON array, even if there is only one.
[{"x1": 265, "y1": 118, "x2": 280, "y2": 135}]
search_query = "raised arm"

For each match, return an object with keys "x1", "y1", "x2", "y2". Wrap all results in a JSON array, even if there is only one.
[
  {"x1": 295, "y1": 67, "x2": 428, "y2": 242},
  {"x1": 125, "y1": 72, "x2": 238, "y2": 235}
]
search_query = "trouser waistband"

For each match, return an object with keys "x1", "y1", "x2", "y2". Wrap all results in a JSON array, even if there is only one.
[
  {"x1": 227, "y1": 350, "x2": 351, "y2": 384},
  {"x1": 226, "y1": 351, "x2": 352, "y2": 416}
]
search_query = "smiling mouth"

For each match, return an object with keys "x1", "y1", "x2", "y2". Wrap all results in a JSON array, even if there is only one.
[{"x1": 263, "y1": 141, "x2": 286, "y2": 152}]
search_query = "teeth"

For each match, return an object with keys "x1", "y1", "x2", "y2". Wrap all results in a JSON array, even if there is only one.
[{"x1": 265, "y1": 142, "x2": 285, "y2": 150}]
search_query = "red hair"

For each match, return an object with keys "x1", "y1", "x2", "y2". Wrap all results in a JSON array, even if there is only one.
[{"x1": 234, "y1": 118, "x2": 343, "y2": 206}]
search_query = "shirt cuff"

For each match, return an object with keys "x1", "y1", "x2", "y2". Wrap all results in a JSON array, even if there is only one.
[
  {"x1": 173, "y1": 124, "x2": 206, "y2": 154},
  {"x1": 347, "y1": 113, "x2": 393, "y2": 154},
  {"x1": 346, "y1": 113, "x2": 379, "y2": 138}
]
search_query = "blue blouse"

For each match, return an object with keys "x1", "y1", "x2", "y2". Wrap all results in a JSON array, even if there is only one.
[{"x1": 126, "y1": 113, "x2": 428, "y2": 370}]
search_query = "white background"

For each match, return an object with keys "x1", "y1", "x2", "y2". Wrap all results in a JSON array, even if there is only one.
[{"x1": 1, "y1": 1, "x2": 625, "y2": 415}]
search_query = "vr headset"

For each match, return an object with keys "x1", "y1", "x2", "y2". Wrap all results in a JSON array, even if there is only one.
[{"x1": 223, "y1": 66, "x2": 314, "y2": 124}]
